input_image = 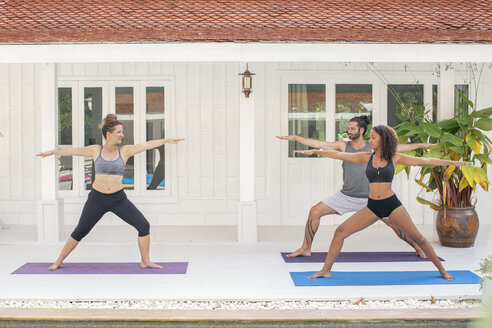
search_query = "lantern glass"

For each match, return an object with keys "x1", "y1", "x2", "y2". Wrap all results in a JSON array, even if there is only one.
[{"x1": 244, "y1": 75, "x2": 251, "y2": 89}]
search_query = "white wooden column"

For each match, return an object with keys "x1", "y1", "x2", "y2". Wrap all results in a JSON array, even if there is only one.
[
  {"x1": 237, "y1": 64, "x2": 257, "y2": 243},
  {"x1": 438, "y1": 64, "x2": 455, "y2": 121},
  {"x1": 37, "y1": 63, "x2": 64, "y2": 242}
]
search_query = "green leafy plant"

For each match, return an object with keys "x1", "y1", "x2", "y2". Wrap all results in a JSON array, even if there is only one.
[
  {"x1": 394, "y1": 88, "x2": 492, "y2": 210},
  {"x1": 479, "y1": 255, "x2": 492, "y2": 290}
]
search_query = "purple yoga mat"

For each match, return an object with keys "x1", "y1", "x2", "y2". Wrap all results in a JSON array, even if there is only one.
[
  {"x1": 281, "y1": 252, "x2": 444, "y2": 263},
  {"x1": 12, "y1": 262, "x2": 188, "y2": 274}
]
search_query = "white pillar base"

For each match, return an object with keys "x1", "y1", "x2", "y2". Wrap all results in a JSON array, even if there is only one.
[
  {"x1": 37, "y1": 199, "x2": 64, "y2": 242},
  {"x1": 238, "y1": 201, "x2": 257, "y2": 243}
]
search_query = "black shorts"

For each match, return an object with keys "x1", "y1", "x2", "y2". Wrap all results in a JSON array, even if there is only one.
[{"x1": 367, "y1": 194, "x2": 402, "y2": 219}]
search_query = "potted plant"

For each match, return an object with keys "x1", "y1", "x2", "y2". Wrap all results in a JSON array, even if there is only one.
[{"x1": 394, "y1": 88, "x2": 491, "y2": 248}]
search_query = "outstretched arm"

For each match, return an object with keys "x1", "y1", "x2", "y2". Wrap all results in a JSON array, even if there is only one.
[
  {"x1": 122, "y1": 138, "x2": 184, "y2": 158},
  {"x1": 37, "y1": 145, "x2": 100, "y2": 158},
  {"x1": 395, "y1": 153, "x2": 470, "y2": 167},
  {"x1": 276, "y1": 135, "x2": 345, "y2": 151},
  {"x1": 295, "y1": 149, "x2": 370, "y2": 164},
  {"x1": 396, "y1": 143, "x2": 436, "y2": 152}
]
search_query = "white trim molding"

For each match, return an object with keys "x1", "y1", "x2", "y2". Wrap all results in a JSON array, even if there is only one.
[{"x1": 1, "y1": 43, "x2": 492, "y2": 63}]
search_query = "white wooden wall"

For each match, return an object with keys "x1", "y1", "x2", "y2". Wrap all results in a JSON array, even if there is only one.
[
  {"x1": 0, "y1": 64, "x2": 40, "y2": 224},
  {"x1": 0, "y1": 62, "x2": 490, "y2": 228}
]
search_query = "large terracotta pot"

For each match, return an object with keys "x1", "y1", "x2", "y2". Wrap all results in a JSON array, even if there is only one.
[{"x1": 436, "y1": 206, "x2": 479, "y2": 248}]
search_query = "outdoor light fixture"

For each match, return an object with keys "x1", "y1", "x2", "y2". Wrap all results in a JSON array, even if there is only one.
[{"x1": 239, "y1": 64, "x2": 255, "y2": 98}]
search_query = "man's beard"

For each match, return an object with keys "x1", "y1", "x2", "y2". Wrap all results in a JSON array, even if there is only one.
[{"x1": 348, "y1": 130, "x2": 361, "y2": 140}]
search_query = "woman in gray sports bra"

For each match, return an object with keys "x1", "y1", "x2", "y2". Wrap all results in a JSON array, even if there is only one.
[
  {"x1": 37, "y1": 114, "x2": 184, "y2": 270},
  {"x1": 296, "y1": 125, "x2": 470, "y2": 281}
]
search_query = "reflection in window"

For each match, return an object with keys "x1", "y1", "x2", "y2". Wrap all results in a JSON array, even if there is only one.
[
  {"x1": 116, "y1": 87, "x2": 135, "y2": 190},
  {"x1": 288, "y1": 84, "x2": 326, "y2": 157},
  {"x1": 58, "y1": 88, "x2": 73, "y2": 190},
  {"x1": 454, "y1": 84, "x2": 469, "y2": 118},
  {"x1": 432, "y1": 84, "x2": 469, "y2": 122},
  {"x1": 387, "y1": 84, "x2": 423, "y2": 127},
  {"x1": 84, "y1": 88, "x2": 102, "y2": 190},
  {"x1": 335, "y1": 85, "x2": 372, "y2": 140},
  {"x1": 145, "y1": 87, "x2": 165, "y2": 190}
]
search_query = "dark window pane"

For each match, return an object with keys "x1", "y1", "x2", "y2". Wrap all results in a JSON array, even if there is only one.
[
  {"x1": 58, "y1": 88, "x2": 73, "y2": 191},
  {"x1": 455, "y1": 84, "x2": 469, "y2": 117},
  {"x1": 145, "y1": 87, "x2": 165, "y2": 190},
  {"x1": 387, "y1": 84, "x2": 424, "y2": 127},
  {"x1": 335, "y1": 84, "x2": 372, "y2": 140},
  {"x1": 84, "y1": 87, "x2": 103, "y2": 190},
  {"x1": 288, "y1": 84, "x2": 326, "y2": 157},
  {"x1": 116, "y1": 87, "x2": 134, "y2": 190}
]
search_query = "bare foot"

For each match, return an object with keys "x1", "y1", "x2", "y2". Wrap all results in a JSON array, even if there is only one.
[
  {"x1": 48, "y1": 262, "x2": 62, "y2": 271},
  {"x1": 140, "y1": 261, "x2": 163, "y2": 269},
  {"x1": 308, "y1": 270, "x2": 331, "y2": 279},
  {"x1": 442, "y1": 272, "x2": 453, "y2": 281},
  {"x1": 413, "y1": 244, "x2": 428, "y2": 259},
  {"x1": 286, "y1": 248, "x2": 311, "y2": 258}
]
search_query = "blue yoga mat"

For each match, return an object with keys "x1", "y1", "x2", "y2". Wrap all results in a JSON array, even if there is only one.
[{"x1": 290, "y1": 270, "x2": 480, "y2": 286}]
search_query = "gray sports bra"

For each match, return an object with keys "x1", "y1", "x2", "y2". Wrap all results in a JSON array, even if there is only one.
[{"x1": 94, "y1": 146, "x2": 124, "y2": 176}]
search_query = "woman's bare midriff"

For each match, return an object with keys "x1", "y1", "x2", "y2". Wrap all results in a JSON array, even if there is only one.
[
  {"x1": 91, "y1": 174, "x2": 124, "y2": 194},
  {"x1": 368, "y1": 182, "x2": 394, "y2": 199}
]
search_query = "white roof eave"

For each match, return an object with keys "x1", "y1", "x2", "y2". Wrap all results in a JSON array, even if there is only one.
[{"x1": 0, "y1": 42, "x2": 491, "y2": 63}]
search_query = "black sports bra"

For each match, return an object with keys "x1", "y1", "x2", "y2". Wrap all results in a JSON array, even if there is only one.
[{"x1": 365, "y1": 153, "x2": 394, "y2": 183}]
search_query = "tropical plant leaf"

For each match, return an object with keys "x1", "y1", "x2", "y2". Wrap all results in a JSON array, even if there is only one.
[
  {"x1": 442, "y1": 182, "x2": 447, "y2": 206},
  {"x1": 442, "y1": 133, "x2": 464, "y2": 147},
  {"x1": 470, "y1": 106, "x2": 492, "y2": 119},
  {"x1": 474, "y1": 167, "x2": 490, "y2": 191},
  {"x1": 395, "y1": 164, "x2": 406, "y2": 175},
  {"x1": 475, "y1": 118, "x2": 492, "y2": 131},
  {"x1": 414, "y1": 178, "x2": 433, "y2": 191},
  {"x1": 439, "y1": 118, "x2": 460, "y2": 130},
  {"x1": 456, "y1": 88, "x2": 474, "y2": 109},
  {"x1": 401, "y1": 129, "x2": 418, "y2": 137},
  {"x1": 449, "y1": 146, "x2": 464, "y2": 154},
  {"x1": 423, "y1": 148, "x2": 443, "y2": 158},
  {"x1": 466, "y1": 134, "x2": 481, "y2": 154},
  {"x1": 443, "y1": 165, "x2": 455, "y2": 181},
  {"x1": 416, "y1": 196, "x2": 440, "y2": 210},
  {"x1": 420, "y1": 122, "x2": 441, "y2": 138},
  {"x1": 474, "y1": 154, "x2": 492, "y2": 164},
  {"x1": 461, "y1": 165, "x2": 476, "y2": 189},
  {"x1": 459, "y1": 176, "x2": 469, "y2": 192}
]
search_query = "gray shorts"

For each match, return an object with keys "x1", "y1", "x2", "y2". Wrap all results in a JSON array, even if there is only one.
[{"x1": 321, "y1": 191, "x2": 368, "y2": 215}]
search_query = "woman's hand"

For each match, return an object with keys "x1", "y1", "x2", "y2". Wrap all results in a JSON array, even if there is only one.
[
  {"x1": 276, "y1": 135, "x2": 297, "y2": 141},
  {"x1": 36, "y1": 151, "x2": 54, "y2": 158},
  {"x1": 294, "y1": 150, "x2": 315, "y2": 156},
  {"x1": 166, "y1": 138, "x2": 185, "y2": 144}
]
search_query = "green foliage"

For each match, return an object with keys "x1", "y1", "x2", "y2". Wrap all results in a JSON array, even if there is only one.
[
  {"x1": 394, "y1": 87, "x2": 491, "y2": 209},
  {"x1": 479, "y1": 255, "x2": 492, "y2": 290},
  {"x1": 58, "y1": 93, "x2": 72, "y2": 144}
]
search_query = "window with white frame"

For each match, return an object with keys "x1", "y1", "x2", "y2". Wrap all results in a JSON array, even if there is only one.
[
  {"x1": 57, "y1": 80, "x2": 173, "y2": 197},
  {"x1": 287, "y1": 83, "x2": 373, "y2": 157}
]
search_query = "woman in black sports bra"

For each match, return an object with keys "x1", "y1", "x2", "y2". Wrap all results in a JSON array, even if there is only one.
[{"x1": 296, "y1": 125, "x2": 470, "y2": 281}]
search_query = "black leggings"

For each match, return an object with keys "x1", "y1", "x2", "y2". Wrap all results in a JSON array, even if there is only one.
[
  {"x1": 367, "y1": 194, "x2": 402, "y2": 219},
  {"x1": 71, "y1": 189, "x2": 150, "y2": 241}
]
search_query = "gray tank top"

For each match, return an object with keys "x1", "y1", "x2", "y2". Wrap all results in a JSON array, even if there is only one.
[
  {"x1": 340, "y1": 141, "x2": 371, "y2": 198},
  {"x1": 94, "y1": 146, "x2": 125, "y2": 176}
]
